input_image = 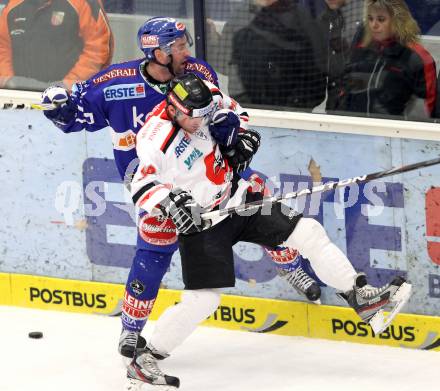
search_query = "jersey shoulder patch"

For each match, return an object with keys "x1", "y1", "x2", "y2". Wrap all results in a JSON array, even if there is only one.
[
  {"x1": 91, "y1": 59, "x2": 142, "y2": 85},
  {"x1": 184, "y1": 57, "x2": 219, "y2": 86}
]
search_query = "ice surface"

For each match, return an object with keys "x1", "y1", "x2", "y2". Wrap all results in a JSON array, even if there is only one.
[{"x1": 0, "y1": 306, "x2": 437, "y2": 391}]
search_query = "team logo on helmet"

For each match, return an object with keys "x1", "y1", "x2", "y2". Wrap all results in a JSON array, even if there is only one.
[
  {"x1": 141, "y1": 34, "x2": 159, "y2": 48},
  {"x1": 175, "y1": 22, "x2": 186, "y2": 31},
  {"x1": 168, "y1": 93, "x2": 191, "y2": 115}
]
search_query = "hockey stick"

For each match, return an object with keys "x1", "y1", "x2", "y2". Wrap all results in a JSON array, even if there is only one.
[
  {"x1": 0, "y1": 101, "x2": 55, "y2": 110},
  {"x1": 0, "y1": 90, "x2": 56, "y2": 110},
  {"x1": 201, "y1": 156, "x2": 440, "y2": 221}
]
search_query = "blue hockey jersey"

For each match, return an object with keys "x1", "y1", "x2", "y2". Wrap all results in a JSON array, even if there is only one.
[{"x1": 59, "y1": 57, "x2": 218, "y2": 180}]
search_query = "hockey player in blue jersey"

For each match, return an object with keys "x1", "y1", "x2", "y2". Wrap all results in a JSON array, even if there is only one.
[{"x1": 41, "y1": 17, "x2": 321, "y2": 362}]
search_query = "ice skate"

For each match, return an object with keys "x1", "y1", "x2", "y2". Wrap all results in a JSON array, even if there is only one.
[
  {"x1": 269, "y1": 247, "x2": 321, "y2": 303},
  {"x1": 126, "y1": 346, "x2": 179, "y2": 390},
  {"x1": 278, "y1": 266, "x2": 321, "y2": 303},
  {"x1": 119, "y1": 329, "x2": 147, "y2": 359},
  {"x1": 339, "y1": 273, "x2": 412, "y2": 334}
]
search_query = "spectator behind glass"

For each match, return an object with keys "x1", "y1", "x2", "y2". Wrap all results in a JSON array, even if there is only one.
[
  {"x1": 319, "y1": 0, "x2": 363, "y2": 111},
  {"x1": 0, "y1": 0, "x2": 113, "y2": 91},
  {"x1": 207, "y1": 0, "x2": 327, "y2": 111},
  {"x1": 336, "y1": 0, "x2": 437, "y2": 120}
]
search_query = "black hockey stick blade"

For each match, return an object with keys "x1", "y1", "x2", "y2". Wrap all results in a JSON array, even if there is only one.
[{"x1": 201, "y1": 156, "x2": 440, "y2": 221}]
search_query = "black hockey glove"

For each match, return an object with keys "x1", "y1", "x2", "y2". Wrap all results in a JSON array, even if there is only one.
[
  {"x1": 41, "y1": 86, "x2": 77, "y2": 128},
  {"x1": 160, "y1": 189, "x2": 205, "y2": 235},
  {"x1": 223, "y1": 129, "x2": 260, "y2": 172}
]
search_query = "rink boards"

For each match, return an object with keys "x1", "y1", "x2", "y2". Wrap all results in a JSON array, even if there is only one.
[
  {"x1": 2, "y1": 109, "x2": 440, "y2": 316},
  {"x1": 1, "y1": 272, "x2": 440, "y2": 351}
]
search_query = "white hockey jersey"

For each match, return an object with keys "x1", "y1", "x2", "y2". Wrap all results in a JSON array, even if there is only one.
[{"x1": 131, "y1": 89, "x2": 250, "y2": 224}]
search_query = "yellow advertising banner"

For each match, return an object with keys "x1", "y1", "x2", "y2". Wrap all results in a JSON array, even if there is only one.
[
  {"x1": 202, "y1": 293, "x2": 309, "y2": 336},
  {"x1": 2, "y1": 273, "x2": 440, "y2": 351},
  {"x1": 0, "y1": 273, "x2": 12, "y2": 305},
  {"x1": 8, "y1": 273, "x2": 124, "y2": 315},
  {"x1": 308, "y1": 303, "x2": 440, "y2": 350}
]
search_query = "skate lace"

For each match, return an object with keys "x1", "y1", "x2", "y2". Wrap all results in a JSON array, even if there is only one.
[
  {"x1": 140, "y1": 352, "x2": 166, "y2": 377},
  {"x1": 286, "y1": 266, "x2": 314, "y2": 292},
  {"x1": 122, "y1": 331, "x2": 139, "y2": 348},
  {"x1": 357, "y1": 284, "x2": 387, "y2": 299}
]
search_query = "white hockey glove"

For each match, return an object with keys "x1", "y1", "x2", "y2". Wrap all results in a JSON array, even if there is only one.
[
  {"x1": 41, "y1": 86, "x2": 77, "y2": 127},
  {"x1": 209, "y1": 109, "x2": 240, "y2": 147},
  {"x1": 160, "y1": 189, "x2": 206, "y2": 235},
  {"x1": 223, "y1": 129, "x2": 261, "y2": 172}
]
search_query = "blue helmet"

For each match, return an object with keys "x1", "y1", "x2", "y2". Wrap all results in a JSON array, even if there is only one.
[{"x1": 137, "y1": 17, "x2": 193, "y2": 60}]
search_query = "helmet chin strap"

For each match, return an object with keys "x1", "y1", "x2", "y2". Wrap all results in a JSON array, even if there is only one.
[
  {"x1": 166, "y1": 103, "x2": 181, "y2": 125},
  {"x1": 166, "y1": 55, "x2": 176, "y2": 77},
  {"x1": 151, "y1": 51, "x2": 176, "y2": 77}
]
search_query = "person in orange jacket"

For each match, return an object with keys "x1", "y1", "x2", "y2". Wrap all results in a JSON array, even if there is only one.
[{"x1": 0, "y1": 0, "x2": 113, "y2": 90}]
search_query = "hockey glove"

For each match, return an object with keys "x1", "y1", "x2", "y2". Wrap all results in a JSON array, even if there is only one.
[
  {"x1": 160, "y1": 189, "x2": 205, "y2": 235},
  {"x1": 41, "y1": 86, "x2": 77, "y2": 127},
  {"x1": 209, "y1": 109, "x2": 240, "y2": 147},
  {"x1": 223, "y1": 129, "x2": 260, "y2": 172}
]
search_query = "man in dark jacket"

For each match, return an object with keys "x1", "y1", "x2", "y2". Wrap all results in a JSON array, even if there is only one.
[
  {"x1": 208, "y1": 0, "x2": 327, "y2": 110},
  {"x1": 234, "y1": 0, "x2": 327, "y2": 109},
  {"x1": 319, "y1": 0, "x2": 363, "y2": 111}
]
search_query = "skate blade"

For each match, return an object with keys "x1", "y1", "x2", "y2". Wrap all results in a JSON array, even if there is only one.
[
  {"x1": 125, "y1": 378, "x2": 177, "y2": 391},
  {"x1": 369, "y1": 282, "x2": 412, "y2": 335}
]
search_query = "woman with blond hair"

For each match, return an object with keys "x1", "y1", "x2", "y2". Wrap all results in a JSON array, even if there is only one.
[{"x1": 336, "y1": 0, "x2": 437, "y2": 119}]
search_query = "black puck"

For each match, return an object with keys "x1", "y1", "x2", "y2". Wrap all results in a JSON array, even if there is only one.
[{"x1": 28, "y1": 331, "x2": 43, "y2": 339}]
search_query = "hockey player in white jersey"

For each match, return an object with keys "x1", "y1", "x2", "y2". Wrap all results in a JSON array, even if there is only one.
[{"x1": 127, "y1": 73, "x2": 412, "y2": 389}]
